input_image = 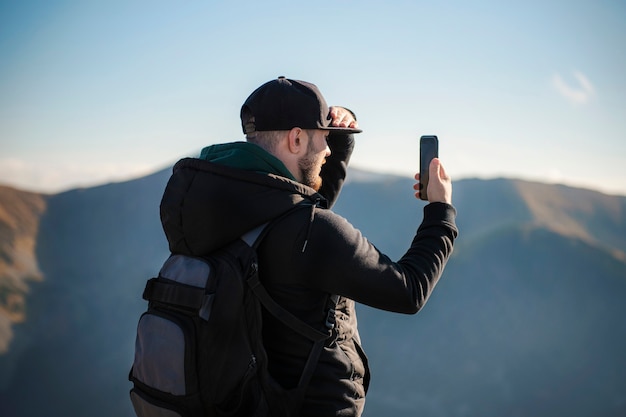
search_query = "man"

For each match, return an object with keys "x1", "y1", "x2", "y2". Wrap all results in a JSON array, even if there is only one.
[{"x1": 159, "y1": 76, "x2": 458, "y2": 416}]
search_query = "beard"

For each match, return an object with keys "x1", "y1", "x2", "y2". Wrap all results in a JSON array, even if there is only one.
[{"x1": 298, "y1": 148, "x2": 324, "y2": 191}]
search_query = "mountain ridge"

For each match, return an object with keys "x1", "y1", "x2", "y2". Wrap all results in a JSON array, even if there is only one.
[{"x1": 0, "y1": 167, "x2": 625, "y2": 416}]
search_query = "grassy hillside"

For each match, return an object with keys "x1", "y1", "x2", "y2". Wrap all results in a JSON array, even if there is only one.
[
  {"x1": 0, "y1": 186, "x2": 47, "y2": 355},
  {"x1": 0, "y1": 170, "x2": 171, "y2": 415},
  {"x1": 513, "y1": 180, "x2": 626, "y2": 258}
]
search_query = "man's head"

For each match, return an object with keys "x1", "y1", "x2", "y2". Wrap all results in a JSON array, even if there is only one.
[
  {"x1": 240, "y1": 76, "x2": 362, "y2": 137},
  {"x1": 240, "y1": 77, "x2": 360, "y2": 190}
]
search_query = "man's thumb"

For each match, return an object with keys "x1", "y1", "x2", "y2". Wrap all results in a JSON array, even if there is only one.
[{"x1": 429, "y1": 157, "x2": 441, "y2": 180}]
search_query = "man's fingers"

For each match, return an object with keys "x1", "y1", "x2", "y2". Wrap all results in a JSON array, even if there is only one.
[
  {"x1": 329, "y1": 106, "x2": 357, "y2": 128},
  {"x1": 335, "y1": 114, "x2": 351, "y2": 127},
  {"x1": 328, "y1": 107, "x2": 342, "y2": 125}
]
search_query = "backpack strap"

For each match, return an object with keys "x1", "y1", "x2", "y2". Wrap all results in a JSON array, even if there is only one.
[
  {"x1": 142, "y1": 277, "x2": 205, "y2": 309},
  {"x1": 241, "y1": 205, "x2": 334, "y2": 342},
  {"x1": 242, "y1": 205, "x2": 340, "y2": 394},
  {"x1": 241, "y1": 223, "x2": 266, "y2": 247},
  {"x1": 296, "y1": 293, "x2": 339, "y2": 390},
  {"x1": 248, "y1": 276, "x2": 338, "y2": 392},
  {"x1": 247, "y1": 275, "x2": 329, "y2": 342}
]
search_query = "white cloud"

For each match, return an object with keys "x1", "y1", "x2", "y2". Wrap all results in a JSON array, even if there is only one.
[
  {"x1": 546, "y1": 168, "x2": 564, "y2": 184},
  {"x1": 552, "y1": 71, "x2": 595, "y2": 104}
]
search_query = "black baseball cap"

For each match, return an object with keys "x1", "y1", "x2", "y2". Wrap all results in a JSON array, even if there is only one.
[{"x1": 240, "y1": 76, "x2": 362, "y2": 135}]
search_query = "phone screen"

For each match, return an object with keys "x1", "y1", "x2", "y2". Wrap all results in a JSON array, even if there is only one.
[{"x1": 419, "y1": 135, "x2": 439, "y2": 200}]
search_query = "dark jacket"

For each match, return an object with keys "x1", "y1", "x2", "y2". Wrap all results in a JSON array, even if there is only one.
[{"x1": 160, "y1": 133, "x2": 458, "y2": 417}]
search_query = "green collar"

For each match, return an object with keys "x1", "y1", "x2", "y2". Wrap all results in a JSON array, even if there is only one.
[{"x1": 199, "y1": 142, "x2": 296, "y2": 180}]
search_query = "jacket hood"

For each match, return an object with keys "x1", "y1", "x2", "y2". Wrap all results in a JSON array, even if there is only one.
[
  {"x1": 199, "y1": 141, "x2": 296, "y2": 181},
  {"x1": 160, "y1": 142, "x2": 325, "y2": 255}
]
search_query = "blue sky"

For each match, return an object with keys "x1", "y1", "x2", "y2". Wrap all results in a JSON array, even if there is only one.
[{"x1": 1, "y1": 0, "x2": 625, "y2": 195}]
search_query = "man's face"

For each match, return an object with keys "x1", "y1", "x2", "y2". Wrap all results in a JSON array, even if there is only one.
[{"x1": 298, "y1": 129, "x2": 331, "y2": 191}]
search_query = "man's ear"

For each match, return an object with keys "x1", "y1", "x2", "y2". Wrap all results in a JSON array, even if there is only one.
[{"x1": 287, "y1": 127, "x2": 304, "y2": 155}]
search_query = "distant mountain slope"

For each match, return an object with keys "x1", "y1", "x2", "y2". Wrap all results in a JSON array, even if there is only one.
[
  {"x1": 0, "y1": 169, "x2": 172, "y2": 415},
  {"x1": 0, "y1": 186, "x2": 46, "y2": 355},
  {"x1": 513, "y1": 180, "x2": 626, "y2": 258},
  {"x1": 0, "y1": 169, "x2": 624, "y2": 417},
  {"x1": 360, "y1": 224, "x2": 626, "y2": 417}
]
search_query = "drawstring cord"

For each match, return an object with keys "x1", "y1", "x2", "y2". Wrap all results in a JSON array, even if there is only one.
[{"x1": 301, "y1": 203, "x2": 317, "y2": 253}]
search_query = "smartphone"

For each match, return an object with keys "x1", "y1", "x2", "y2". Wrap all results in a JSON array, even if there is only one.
[{"x1": 419, "y1": 135, "x2": 439, "y2": 201}]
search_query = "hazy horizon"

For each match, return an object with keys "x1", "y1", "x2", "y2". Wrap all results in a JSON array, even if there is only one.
[{"x1": 2, "y1": 1, "x2": 625, "y2": 195}]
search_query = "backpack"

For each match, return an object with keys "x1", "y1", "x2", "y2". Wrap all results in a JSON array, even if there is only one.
[{"x1": 128, "y1": 213, "x2": 338, "y2": 417}]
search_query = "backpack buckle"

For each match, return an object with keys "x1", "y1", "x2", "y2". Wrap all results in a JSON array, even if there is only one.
[
  {"x1": 324, "y1": 307, "x2": 336, "y2": 330},
  {"x1": 199, "y1": 294, "x2": 214, "y2": 321}
]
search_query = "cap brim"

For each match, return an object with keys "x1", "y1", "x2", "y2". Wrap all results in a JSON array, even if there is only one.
[{"x1": 323, "y1": 126, "x2": 363, "y2": 134}]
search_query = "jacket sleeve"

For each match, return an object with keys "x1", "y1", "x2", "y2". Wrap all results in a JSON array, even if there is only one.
[
  {"x1": 318, "y1": 133, "x2": 355, "y2": 208},
  {"x1": 295, "y1": 202, "x2": 458, "y2": 314}
]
